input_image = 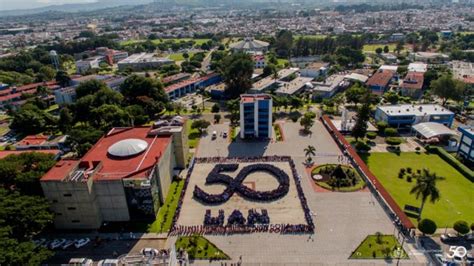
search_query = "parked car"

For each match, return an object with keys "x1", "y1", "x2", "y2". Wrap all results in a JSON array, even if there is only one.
[
  {"x1": 441, "y1": 234, "x2": 458, "y2": 242},
  {"x1": 62, "y1": 239, "x2": 76, "y2": 249},
  {"x1": 434, "y1": 253, "x2": 448, "y2": 265},
  {"x1": 223, "y1": 132, "x2": 228, "y2": 138},
  {"x1": 141, "y1": 247, "x2": 159, "y2": 258},
  {"x1": 50, "y1": 239, "x2": 67, "y2": 249},
  {"x1": 68, "y1": 258, "x2": 93, "y2": 266},
  {"x1": 74, "y1": 238, "x2": 90, "y2": 248},
  {"x1": 212, "y1": 131, "x2": 217, "y2": 140},
  {"x1": 33, "y1": 238, "x2": 46, "y2": 247},
  {"x1": 97, "y1": 259, "x2": 119, "y2": 266}
]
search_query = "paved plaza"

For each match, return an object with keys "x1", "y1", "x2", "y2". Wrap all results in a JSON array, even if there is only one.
[
  {"x1": 177, "y1": 161, "x2": 307, "y2": 227},
  {"x1": 168, "y1": 121, "x2": 427, "y2": 265}
]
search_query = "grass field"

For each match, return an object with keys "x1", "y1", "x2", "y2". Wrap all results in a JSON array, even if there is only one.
[
  {"x1": 175, "y1": 235, "x2": 230, "y2": 260},
  {"x1": 186, "y1": 119, "x2": 201, "y2": 149},
  {"x1": 350, "y1": 234, "x2": 408, "y2": 259},
  {"x1": 148, "y1": 179, "x2": 184, "y2": 233},
  {"x1": 361, "y1": 152, "x2": 474, "y2": 227},
  {"x1": 168, "y1": 52, "x2": 196, "y2": 61},
  {"x1": 295, "y1": 34, "x2": 328, "y2": 39},
  {"x1": 362, "y1": 43, "x2": 396, "y2": 53},
  {"x1": 277, "y1": 58, "x2": 289, "y2": 67}
]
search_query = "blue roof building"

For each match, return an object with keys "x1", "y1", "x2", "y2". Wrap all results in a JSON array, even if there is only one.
[{"x1": 458, "y1": 127, "x2": 474, "y2": 163}]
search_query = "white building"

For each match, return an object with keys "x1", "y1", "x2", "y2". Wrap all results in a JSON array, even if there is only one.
[
  {"x1": 118, "y1": 53, "x2": 174, "y2": 71},
  {"x1": 300, "y1": 62, "x2": 329, "y2": 78},
  {"x1": 408, "y1": 62, "x2": 428, "y2": 73},
  {"x1": 75, "y1": 56, "x2": 103, "y2": 74}
]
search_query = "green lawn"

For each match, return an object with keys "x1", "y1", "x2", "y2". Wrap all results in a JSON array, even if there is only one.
[
  {"x1": 361, "y1": 152, "x2": 474, "y2": 227},
  {"x1": 175, "y1": 235, "x2": 230, "y2": 260},
  {"x1": 363, "y1": 43, "x2": 396, "y2": 53},
  {"x1": 277, "y1": 58, "x2": 289, "y2": 67},
  {"x1": 148, "y1": 179, "x2": 184, "y2": 233},
  {"x1": 168, "y1": 52, "x2": 198, "y2": 61},
  {"x1": 186, "y1": 119, "x2": 201, "y2": 149},
  {"x1": 350, "y1": 234, "x2": 408, "y2": 259}
]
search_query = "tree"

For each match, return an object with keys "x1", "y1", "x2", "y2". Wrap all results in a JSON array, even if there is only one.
[
  {"x1": 75, "y1": 79, "x2": 108, "y2": 99},
  {"x1": 300, "y1": 112, "x2": 315, "y2": 133},
  {"x1": 383, "y1": 91, "x2": 400, "y2": 105},
  {"x1": 375, "y1": 47, "x2": 383, "y2": 54},
  {"x1": 226, "y1": 99, "x2": 240, "y2": 125},
  {"x1": 274, "y1": 30, "x2": 293, "y2": 58},
  {"x1": 214, "y1": 114, "x2": 221, "y2": 123},
  {"x1": 0, "y1": 152, "x2": 56, "y2": 195},
  {"x1": 0, "y1": 189, "x2": 53, "y2": 240},
  {"x1": 383, "y1": 45, "x2": 389, "y2": 53},
  {"x1": 453, "y1": 220, "x2": 470, "y2": 236},
  {"x1": 55, "y1": 70, "x2": 71, "y2": 87},
  {"x1": 211, "y1": 103, "x2": 220, "y2": 113},
  {"x1": 91, "y1": 104, "x2": 130, "y2": 131},
  {"x1": 410, "y1": 169, "x2": 444, "y2": 220},
  {"x1": 65, "y1": 126, "x2": 103, "y2": 157},
  {"x1": 430, "y1": 74, "x2": 465, "y2": 106},
  {"x1": 10, "y1": 104, "x2": 56, "y2": 135},
  {"x1": 58, "y1": 107, "x2": 73, "y2": 133},
  {"x1": 191, "y1": 119, "x2": 210, "y2": 134},
  {"x1": 120, "y1": 75, "x2": 168, "y2": 116},
  {"x1": 263, "y1": 64, "x2": 277, "y2": 77},
  {"x1": 304, "y1": 145, "x2": 316, "y2": 164},
  {"x1": 418, "y1": 219, "x2": 437, "y2": 235},
  {"x1": 345, "y1": 85, "x2": 366, "y2": 105},
  {"x1": 37, "y1": 66, "x2": 56, "y2": 82},
  {"x1": 351, "y1": 93, "x2": 371, "y2": 141},
  {"x1": 395, "y1": 41, "x2": 404, "y2": 54},
  {"x1": 220, "y1": 53, "x2": 254, "y2": 98}
]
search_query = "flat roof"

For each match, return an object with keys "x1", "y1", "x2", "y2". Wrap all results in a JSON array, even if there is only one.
[
  {"x1": 119, "y1": 53, "x2": 172, "y2": 64},
  {"x1": 313, "y1": 74, "x2": 346, "y2": 92},
  {"x1": 378, "y1": 104, "x2": 454, "y2": 116},
  {"x1": 41, "y1": 159, "x2": 80, "y2": 181},
  {"x1": 276, "y1": 77, "x2": 313, "y2": 95},
  {"x1": 16, "y1": 135, "x2": 49, "y2": 146},
  {"x1": 81, "y1": 127, "x2": 172, "y2": 181},
  {"x1": 42, "y1": 127, "x2": 172, "y2": 182},
  {"x1": 240, "y1": 94, "x2": 272, "y2": 103},
  {"x1": 344, "y1": 73, "x2": 368, "y2": 83}
]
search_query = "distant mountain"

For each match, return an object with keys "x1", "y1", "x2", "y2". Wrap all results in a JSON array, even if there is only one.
[{"x1": 0, "y1": 0, "x2": 153, "y2": 17}]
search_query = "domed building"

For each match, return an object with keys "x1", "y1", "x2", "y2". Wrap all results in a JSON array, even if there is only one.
[{"x1": 229, "y1": 37, "x2": 270, "y2": 54}]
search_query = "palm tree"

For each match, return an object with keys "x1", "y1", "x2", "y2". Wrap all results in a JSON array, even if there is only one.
[
  {"x1": 304, "y1": 145, "x2": 316, "y2": 164},
  {"x1": 410, "y1": 169, "x2": 444, "y2": 220}
]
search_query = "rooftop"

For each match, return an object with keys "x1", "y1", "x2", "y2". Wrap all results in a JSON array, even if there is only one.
[
  {"x1": 118, "y1": 53, "x2": 173, "y2": 64},
  {"x1": 240, "y1": 94, "x2": 272, "y2": 103},
  {"x1": 276, "y1": 77, "x2": 314, "y2": 95},
  {"x1": 16, "y1": 135, "x2": 49, "y2": 146},
  {"x1": 366, "y1": 70, "x2": 395, "y2": 87},
  {"x1": 377, "y1": 104, "x2": 453, "y2": 116},
  {"x1": 229, "y1": 37, "x2": 269, "y2": 50},
  {"x1": 41, "y1": 127, "x2": 172, "y2": 182},
  {"x1": 312, "y1": 75, "x2": 346, "y2": 92},
  {"x1": 401, "y1": 72, "x2": 424, "y2": 90}
]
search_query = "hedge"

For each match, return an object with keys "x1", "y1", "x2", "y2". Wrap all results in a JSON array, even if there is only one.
[
  {"x1": 366, "y1": 132, "x2": 377, "y2": 140},
  {"x1": 426, "y1": 145, "x2": 474, "y2": 181},
  {"x1": 385, "y1": 137, "x2": 402, "y2": 146},
  {"x1": 384, "y1": 127, "x2": 398, "y2": 137}
]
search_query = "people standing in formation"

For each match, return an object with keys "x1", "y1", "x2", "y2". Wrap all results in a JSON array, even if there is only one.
[{"x1": 169, "y1": 156, "x2": 315, "y2": 236}]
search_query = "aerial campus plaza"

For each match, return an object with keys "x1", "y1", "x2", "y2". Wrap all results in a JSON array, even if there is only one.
[{"x1": 164, "y1": 115, "x2": 427, "y2": 265}]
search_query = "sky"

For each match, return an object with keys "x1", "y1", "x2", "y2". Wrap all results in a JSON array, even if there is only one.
[{"x1": 0, "y1": 0, "x2": 96, "y2": 10}]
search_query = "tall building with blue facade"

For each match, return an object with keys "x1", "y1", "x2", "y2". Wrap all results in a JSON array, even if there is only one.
[
  {"x1": 375, "y1": 104, "x2": 454, "y2": 129},
  {"x1": 457, "y1": 127, "x2": 474, "y2": 163},
  {"x1": 240, "y1": 94, "x2": 272, "y2": 139}
]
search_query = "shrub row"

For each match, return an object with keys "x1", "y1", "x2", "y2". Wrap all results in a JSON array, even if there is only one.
[
  {"x1": 386, "y1": 137, "x2": 402, "y2": 146},
  {"x1": 426, "y1": 145, "x2": 474, "y2": 181}
]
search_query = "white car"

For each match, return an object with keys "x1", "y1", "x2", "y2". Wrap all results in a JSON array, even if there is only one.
[
  {"x1": 74, "y1": 238, "x2": 90, "y2": 248},
  {"x1": 97, "y1": 259, "x2": 119, "y2": 266},
  {"x1": 141, "y1": 248, "x2": 159, "y2": 258},
  {"x1": 68, "y1": 258, "x2": 93, "y2": 266},
  {"x1": 50, "y1": 239, "x2": 66, "y2": 249},
  {"x1": 62, "y1": 239, "x2": 76, "y2": 249},
  {"x1": 434, "y1": 253, "x2": 448, "y2": 265}
]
